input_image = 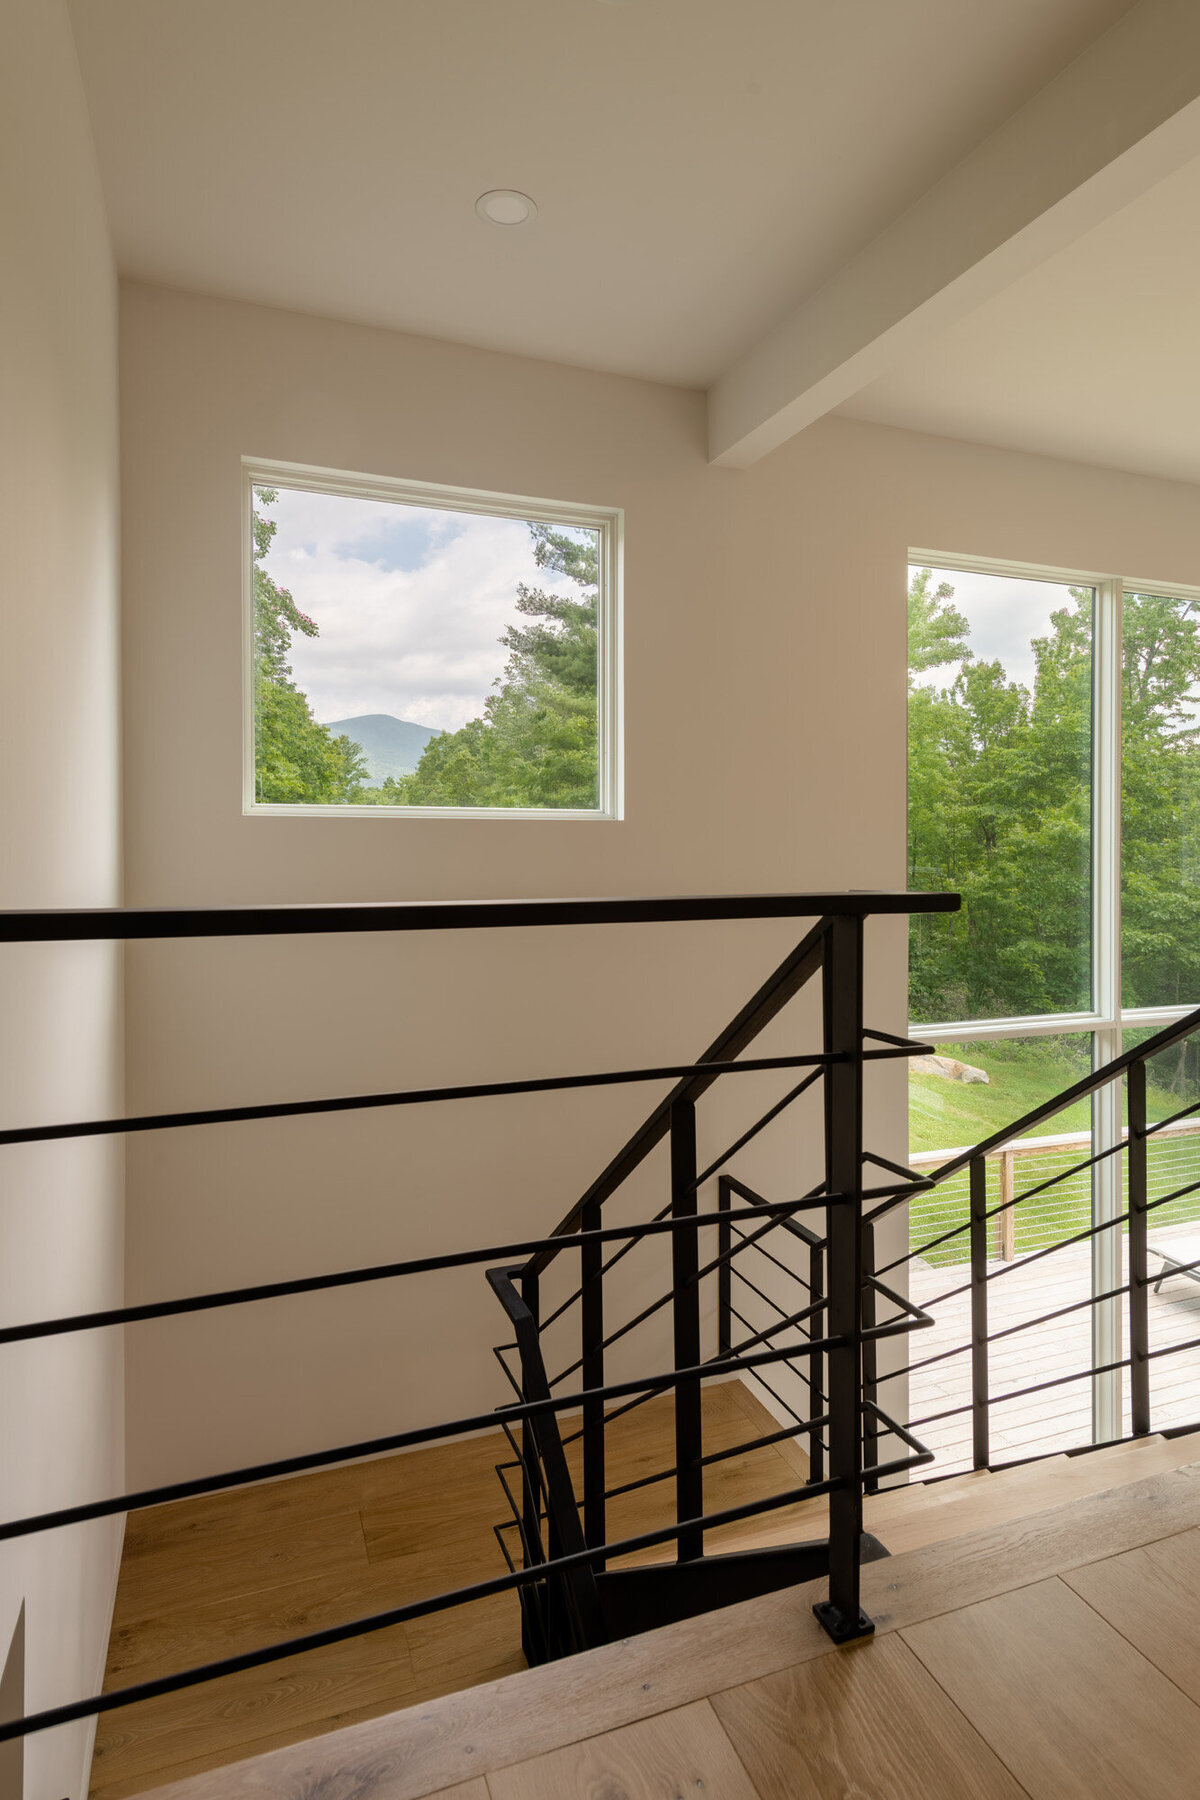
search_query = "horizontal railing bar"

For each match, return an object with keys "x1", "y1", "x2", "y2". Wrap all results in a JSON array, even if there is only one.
[
  {"x1": 929, "y1": 1006, "x2": 1200, "y2": 1182},
  {"x1": 729, "y1": 1331, "x2": 814, "y2": 1431},
  {"x1": 602, "y1": 1412, "x2": 831, "y2": 1502},
  {"x1": 0, "y1": 1193, "x2": 839, "y2": 1346},
  {"x1": 0, "y1": 1330, "x2": 849, "y2": 1542},
  {"x1": 732, "y1": 1263, "x2": 810, "y2": 1321},
  {"x1": 989, "y1": 1282, "x2": 1132, "y2": 1342},
  {"x1": 885, "y1": 1339, "x2": 972, "y2": 1382},
  {"x1": 545, "y1": 1202, "x2": 830, "y2": 1386},
  {"x1": 0, "y1": 1454, "x2": 870, "y2": 1745},
  {"x1": 690, "y1": 1067, "x2": 825, "y2": 1191},
  {"x1": 0, "y1": 891, "x2": 960, "y2": 945},
  {"x1": 527, "y1": 918, "x2": 833, "y2": 1272},
  {"x1": 0, "y1": 1053, "x2": 852, "y2": 1150},
  {"x1": 875, "y1": 1216, "x2": 971, "y2": 1278},
  {"x1": 538, "y1": 1200, "x2": 675, "y2": 1334},
  {"x1": 1147, "y1": 1096, "x2": 1200, "y2": 1138},
  {"x1": 909, "y1": 1109, "x2": 1200, "y2": 1169},
  {"x1": 728, "y1": 1224, "x2": 816, "y2": 1287},
  {"x1": 724, "y1": 1174, "x2": 826, "y2": 1250},
  {"x1": 910, "y1": 1354, "x2": 1131, "y2": 1429},
  {"x1": 862, "y1": 1150, "x2": 933, "y2": 1188},
  {"x1": 894, "y1": 1282, "x2": 1137, "y2": 1388}
]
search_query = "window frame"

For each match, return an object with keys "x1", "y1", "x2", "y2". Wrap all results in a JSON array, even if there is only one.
[
  {"x1": 241, "y1": 456, "x2": 624, "y2": 821},
  {"x1": 907, "y1": 551, "x2": 1200, "y2": 1443}
]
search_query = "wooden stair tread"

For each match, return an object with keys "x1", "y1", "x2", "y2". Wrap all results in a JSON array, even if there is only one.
[{"x1": 136, "y1": 1459, "x2": 1200, "y2": 1800}]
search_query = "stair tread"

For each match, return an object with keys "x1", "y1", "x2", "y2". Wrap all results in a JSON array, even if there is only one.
[{"x1": 696, "y1": 1433, "x2": 1200, "y2": 1560}]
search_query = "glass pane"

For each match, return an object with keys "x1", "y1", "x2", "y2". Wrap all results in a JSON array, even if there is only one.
[
  {"x1": 1121, "y1": 590, "x2": 1200, "y2": 1007},
  {"x1": 1121, "y1": 1024, "x2": 1200, "y2": 1434},
  {"x1": 908, "y1": 565, "x2": 1094, "y2": 1024},
  {"x1": 907, "y1": 1034, "x2": 1095, "y2": 1472},
  {"x1": 252, "y1": 483, "x2": 602, "y2": 809}
]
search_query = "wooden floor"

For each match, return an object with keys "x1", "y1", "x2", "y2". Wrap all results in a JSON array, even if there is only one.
[
  {"x1": 91, "y1": 1379, "x2": 811, "y2": 1799},
  {"x1": 909, "y1": 1223, "x2": 1200, "y2": 1472},
  {"x1": 139, "y1": 1438, "x2": 1200, "y2": 1800}
]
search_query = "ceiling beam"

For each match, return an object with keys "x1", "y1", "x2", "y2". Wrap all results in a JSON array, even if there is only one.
[{"x1": 708, "y1": 0, "x2": 1200, "y2": 467}]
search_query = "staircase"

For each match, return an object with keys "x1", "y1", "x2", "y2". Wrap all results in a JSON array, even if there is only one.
[
  {"x1": 132, "y1": 1426, "x2": 1200, "y2": 1799},
  {"x1": 5, "y1": 889, "x2": 1200, "y2": 1789}
]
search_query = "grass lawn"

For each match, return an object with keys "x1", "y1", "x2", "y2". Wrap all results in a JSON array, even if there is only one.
[{"x1": 907, "y1": 1036, "x2": 1199, "y2": 1266}]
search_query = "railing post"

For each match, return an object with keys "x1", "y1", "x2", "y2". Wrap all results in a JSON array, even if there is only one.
[
  {"x1": 970, "y1": 1155, "x2": 990, "y2": 1470},
  {"x1": 580, "y1": 1200, "x2": 606, "y2": 1555},
  {"x1": 671, "y1": 1097, "x2": 703, "y2": 1561},
  {"x1": 809, "y1": 1236, "x2": 826, "y2": 1486},
  {"x1": 717, "y1": 1176, "x2": 732, "y2": 1359},
  {"x1": 518, "y1": 1267, "x2": 545, "y2": 1661},
  {"x1": 861, "y1": 1217, "x2": 879, "y2": 1496},
  {"x1": 998, "y1": 1148, "x2": 1016, "y2": 1261},
  {"x1": 813, "y1": 914, "x2": 872, "y2": 1643},
  {"x1": 1128, "y1": 1059, "x2": 1151, "y2": 1437}
]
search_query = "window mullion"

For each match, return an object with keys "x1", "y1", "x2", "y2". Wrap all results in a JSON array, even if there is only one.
[{"x1": 1092, "y1": 579, "x2": 1122, "y2": 1444}]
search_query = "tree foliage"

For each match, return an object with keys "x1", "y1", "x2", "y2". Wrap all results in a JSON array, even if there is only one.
[
  {"x1": 252, "y1": 490, "x2": 368, "y2": 803},
  {"x1": 396, "y1": 523, "x2": 599, "y2": 808},
  {"x1": 909, "y1": 571, "x2": 1200, "y2": 1022}
]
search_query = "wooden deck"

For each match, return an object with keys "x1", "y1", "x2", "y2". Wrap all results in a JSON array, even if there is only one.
[{"x1": 908, "y1": 1224, "x2": 1200, "y2": 1474}]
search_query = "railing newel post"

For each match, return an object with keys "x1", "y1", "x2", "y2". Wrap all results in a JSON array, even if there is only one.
[
  {"x1": 1128, "y1": 1059, "x2": 1151, "y2": 1437},
  {"x1": 580, "y1": 1201, "x2": 606, "y2": 1555},
  {"x1": 813, "y1": 915, "x2": 872, "y2": 1644},
  {"x1": 671, "y1": 1098, "x2": 703, "y2": 1560},
  {"x1": 969, "y1": 1155, "x2": 990, "y2": 1470}
]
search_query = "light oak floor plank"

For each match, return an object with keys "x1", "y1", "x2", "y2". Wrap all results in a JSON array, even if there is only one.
[
  {"x1": 712, "y1": 1633, "x2": 1028, "y2": 1800},
  {"x1": 138, "y1": 1461, "x2": 1200, "y2": 1800},
  {"x1": 1063, "y1": 1524, "x2": 1200, "y2": 1707},
  {"x1": 485, "y1": 1699, "x2": 763, "y2": 1800},
  {"x1": 94, "y1": 1382, "x2": 784, "y2": 1796},
  {"x1": 902, "y1": 1576, "x2": 1200, "y2": 1800}
]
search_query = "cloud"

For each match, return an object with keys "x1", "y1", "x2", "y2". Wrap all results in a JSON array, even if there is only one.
[
  {"x1": 910, "y1": 565, "x2": 1084, "y2": 693},
  {"x1": 258, "y1": 485, "x2": 588, "y2": 731}
]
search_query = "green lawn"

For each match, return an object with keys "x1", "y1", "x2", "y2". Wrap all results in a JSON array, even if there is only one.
[{"x1": 907, "y1": 1037, "x2": 1199, "y2": 1266}]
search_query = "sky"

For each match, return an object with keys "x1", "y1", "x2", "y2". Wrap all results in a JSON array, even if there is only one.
[
  {"x1": 257, "y1": 485, "x2": 593, "y2": 732},
  {"x1": 908, "y1": 565, "x2": 1086, "y2": 692}
]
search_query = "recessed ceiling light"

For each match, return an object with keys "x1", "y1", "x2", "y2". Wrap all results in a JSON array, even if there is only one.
[{"x1": 475, "y1": 189, "x2": 538, "y2": 227}]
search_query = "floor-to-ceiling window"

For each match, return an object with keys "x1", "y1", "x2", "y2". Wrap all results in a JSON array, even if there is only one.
[{"x1": 907, "y1": 557, "x2": 1200, "y2": 1465}]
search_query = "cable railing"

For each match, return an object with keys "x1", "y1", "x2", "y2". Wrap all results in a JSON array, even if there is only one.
[
  {"x1": 871, "y1": 1003, "x2": 1200, "y2": 1474},
  {"x1": 0, "y1": 889, "x2": 952, "y2": 1750},
  {"x1": 907, "y1": 1119, "x2": 1200, "y2": 1268}
]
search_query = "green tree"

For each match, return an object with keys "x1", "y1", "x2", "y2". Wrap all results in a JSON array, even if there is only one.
[
  {"x1": 399, "y1": 523, "x2": 599, "y2": 808},
  {"x1": 252, "y1": 489, "x2": 368, "y2": 803},
  {"x1": 909, "y1": 570, "x2": 1200, "y2": 1024}
]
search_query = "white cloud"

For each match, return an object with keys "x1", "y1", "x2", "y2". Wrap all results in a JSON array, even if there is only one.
[
  {"x1": 258, "y1": 485, "x2": 585, "y2": 731},
  {"x1": 910, "y1": 566, "x2": 1085, "y2": 693}
]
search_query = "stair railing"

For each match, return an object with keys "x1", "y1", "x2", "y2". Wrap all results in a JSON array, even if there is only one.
[
  {"x1": 493, "y1": 907, "x2": 942, "y2": 1647},
  {"x1": 0, "y1": 890, "x2": 952, "y2": 1750},
  {"x1": 870, "y1": 1003, "x2": 1200, "y2": 1474}
]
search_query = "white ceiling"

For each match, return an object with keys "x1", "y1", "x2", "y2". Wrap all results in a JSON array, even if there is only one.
[
  {"x1": 837, "y1": 152, "x2": 1200, "y2": 485},
  {"x1": 68, "y1": 0, "x2": 1132, "y2": 387}
]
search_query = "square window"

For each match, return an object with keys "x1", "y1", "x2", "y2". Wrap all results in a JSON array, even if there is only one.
[{"x1": 244, "y1": 462, "x2": 621, "y2": 816}]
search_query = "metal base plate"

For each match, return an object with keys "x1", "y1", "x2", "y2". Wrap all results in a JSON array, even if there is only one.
[{"x1": 812, "y1": 1600, "x2": 876, "y2": 1644}]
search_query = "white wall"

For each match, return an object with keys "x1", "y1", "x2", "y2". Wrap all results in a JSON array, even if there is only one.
[
  {"x1": 0, "y1": 4, "x2": 125, "y2": 1797},
  {"x1": 117, "y1": 283, "x2": 1200, "y2": 1501}
]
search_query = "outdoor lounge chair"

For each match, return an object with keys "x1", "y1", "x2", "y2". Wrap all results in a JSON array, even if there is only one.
[{"x1": 1149, "y1": 1233, "x2": 1200, "y2": 1294}]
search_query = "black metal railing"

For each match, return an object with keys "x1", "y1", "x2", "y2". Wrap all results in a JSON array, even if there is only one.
[
  {"x1": 0, "y1": 890, "x2": 954, "y2": 1748},
  {"x1": 870, "y1": 1005, "x2": 1200, "y2": 1475}
]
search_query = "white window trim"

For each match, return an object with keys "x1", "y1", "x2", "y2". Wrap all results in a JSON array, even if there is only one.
[
  {"x1": 909, "y1": 553, "x2": 1200, "y2": 1044},
  {"x1": 242, "y1": 456, "x2": 624, "y2": 821},
  {"x1": 907, "y1": 553, "x2": 1200, "y2": 1443}
]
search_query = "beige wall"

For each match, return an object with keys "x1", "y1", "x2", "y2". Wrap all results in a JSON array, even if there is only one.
[
  {"x1": 0, "y1": 4, "x2": 124, "y2": 1796},
  {"x1": 118, "y1": 282, "x2": 1200, "y2": 1500}
]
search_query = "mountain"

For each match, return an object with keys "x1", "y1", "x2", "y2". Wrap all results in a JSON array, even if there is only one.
[{"x1": 322, "y1": 713, "x2": 445, "y2": 784}]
